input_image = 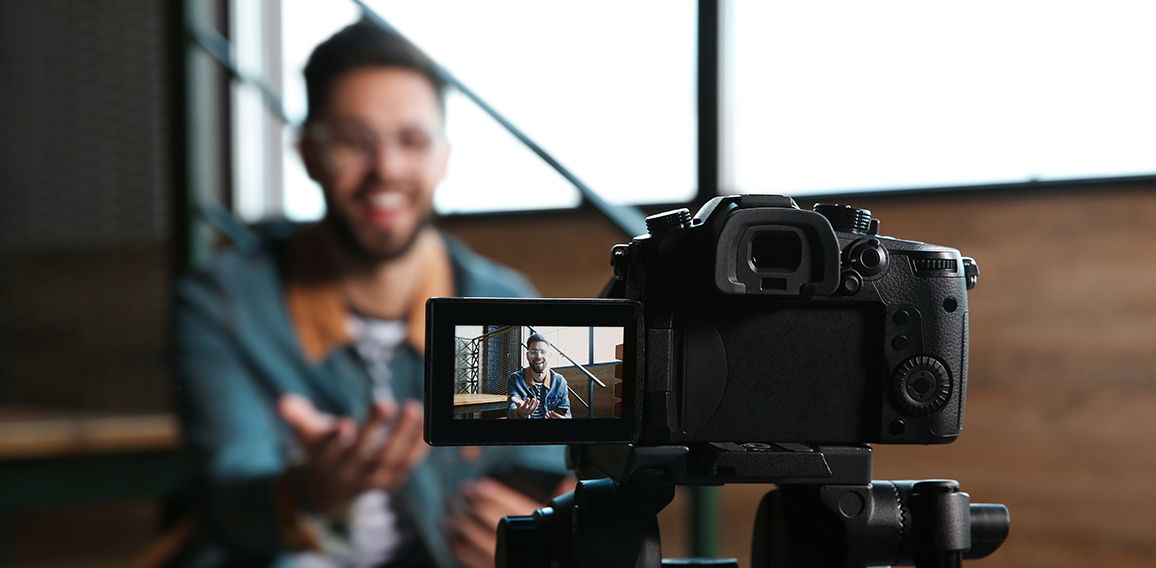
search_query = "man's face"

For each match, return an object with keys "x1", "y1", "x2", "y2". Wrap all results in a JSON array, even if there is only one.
[
  {"x1": 526, "y1": 342, "x2": 548, "y2": 375},
  {"x1": 301, "y1": 67, "x2": 449, "y2": 261}
]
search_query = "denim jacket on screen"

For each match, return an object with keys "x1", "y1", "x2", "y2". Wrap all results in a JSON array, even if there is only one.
[{"x1": 506, "y1": 369, "x2": 572, "y2": 419}]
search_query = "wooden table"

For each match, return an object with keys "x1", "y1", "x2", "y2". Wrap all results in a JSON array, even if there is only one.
[{"x1": 452, "y1": 394, "x2": 508, "y2": 418}]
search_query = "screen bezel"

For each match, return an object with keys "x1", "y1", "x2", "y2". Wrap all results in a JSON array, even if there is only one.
[{"x1": 424, "y1": 297, "x2": 641, "y2": 445}]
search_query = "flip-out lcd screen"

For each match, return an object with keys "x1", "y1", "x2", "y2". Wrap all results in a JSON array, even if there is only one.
[{"x1": 425, "y1": 298, "x2": 639, "y2": 445}]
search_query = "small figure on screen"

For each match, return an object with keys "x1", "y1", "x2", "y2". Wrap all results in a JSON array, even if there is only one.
[{"x1": 508, "y1": 333, "x2": 572, "y2": 419}]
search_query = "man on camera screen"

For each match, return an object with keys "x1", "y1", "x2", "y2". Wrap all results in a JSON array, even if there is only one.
[{"x1": 507, "y1": 334, "x2": 572, "y2": 419}]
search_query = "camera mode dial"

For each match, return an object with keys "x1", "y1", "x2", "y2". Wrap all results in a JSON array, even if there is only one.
[
  {"x1": 893, "y1": 356, "x2": 952, "y2": 415},
  {"x1": 814, "y1": 204, "x2": 876, "y2": 235}
]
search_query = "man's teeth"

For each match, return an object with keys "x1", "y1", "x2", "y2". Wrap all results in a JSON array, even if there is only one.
[{"x1": 369, "y1": 193, "x2": 406, "y2": 210}]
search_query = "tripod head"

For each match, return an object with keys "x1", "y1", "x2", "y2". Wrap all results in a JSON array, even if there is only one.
[
  {"x1": 754, "y1": 479, "x2": 1009, "y2": 568},
  {"x1": 497, "y1": 444, "x2": 1009, "y2": 568}
]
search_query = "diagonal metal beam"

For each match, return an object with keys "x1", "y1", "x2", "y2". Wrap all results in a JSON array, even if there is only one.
[{"x1": 352, "y1": 0, "x2": 648, "y2": 239}]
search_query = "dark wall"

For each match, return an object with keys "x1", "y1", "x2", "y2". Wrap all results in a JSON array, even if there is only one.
[
  {"x1": 0, "y1": 0, "x2": 174, "y2": 412},
  {"x1": 0, "y1": 3, "x2": 184, "y2": 565}
]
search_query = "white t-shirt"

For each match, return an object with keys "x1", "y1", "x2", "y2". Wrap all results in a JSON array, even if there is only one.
[{"x1": 292, "y1": 314, "x2": 418, "y2": 568}]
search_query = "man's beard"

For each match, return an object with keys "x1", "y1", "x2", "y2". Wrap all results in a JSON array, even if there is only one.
[
  {"x1": 530, "y1": 360, "x2": 546, "y2": 375},
  {"x1": 324, "y1": 208, "x2": 430, "y2": 263}
]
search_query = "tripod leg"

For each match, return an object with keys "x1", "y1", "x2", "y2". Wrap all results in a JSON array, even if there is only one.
[{"x1": 634, "y1": 517, "x2": 662, "y2": 568}]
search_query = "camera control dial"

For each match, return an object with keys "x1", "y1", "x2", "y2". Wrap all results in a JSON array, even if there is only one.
[
  {"x1": 814, "y1": 204, "x2": 876, "y2": 235},
  {"x1": 893, "y1": 356, "x2": 952, "y2": 415},
  {"x1": 645, "y1": 208, "x2": 692, "y2": 235}
]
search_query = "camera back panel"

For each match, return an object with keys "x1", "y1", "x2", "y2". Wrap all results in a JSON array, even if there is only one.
[{"x1": 674, "y1": 300, "x2": 886, "y2": 445}]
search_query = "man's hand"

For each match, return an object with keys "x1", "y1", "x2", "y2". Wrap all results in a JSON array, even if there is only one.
[
  {"x1": 278, "y1": 393, "x2": 430, "y2": 519},
  {"x1": 545, "y1": 410, "x2": 567, "y2": 419},
  {"x1": 512, "y1": 396, "x2": 539, "y2": 419},
  {"x1": 446, "y1": 477, "x2": 577, "y2": 568}
]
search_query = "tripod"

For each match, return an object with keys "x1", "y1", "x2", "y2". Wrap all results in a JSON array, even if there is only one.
[{"x1": 497, "y1": 444, "x2": 1009, "y2": 568}]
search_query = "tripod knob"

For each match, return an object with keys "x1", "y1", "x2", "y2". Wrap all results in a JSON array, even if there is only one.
[
  {"x1": 496, "y1": 515, "x2": 547, "y2": 568},
  {"x1": 908, "y1": 480, "x2": 970, "y2": 568},
  {"x1": 963, "y1": 504, "x2": 1011, "y2": 560}
]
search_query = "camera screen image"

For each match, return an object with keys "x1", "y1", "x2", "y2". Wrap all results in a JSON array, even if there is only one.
[
  {"x1": 425, "y1": 298, "x2": 640, "y2": 445},
  {"x1": 451, "y1": 325, "x2": 624, "y2": 420}
]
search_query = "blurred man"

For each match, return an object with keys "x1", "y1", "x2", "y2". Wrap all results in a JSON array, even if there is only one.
[
  {"x1": 507, "y1": 334, "x2": 572, "y2": 419},
  {"x1": 174, "y1": 20, "x2": 569, "y2": 568}
]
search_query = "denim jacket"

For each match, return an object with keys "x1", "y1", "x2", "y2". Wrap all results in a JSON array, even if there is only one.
[
  {"x1": 172, "y1": 225, "x2": 567, "y2": 567},
  {"x1": 506, "y1": 369, "x2": 572, "y2": 419}
]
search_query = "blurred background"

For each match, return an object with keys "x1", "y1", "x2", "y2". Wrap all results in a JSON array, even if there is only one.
[{"x1": 1, "y1": 1, "x2": 1154, "y2": 566}]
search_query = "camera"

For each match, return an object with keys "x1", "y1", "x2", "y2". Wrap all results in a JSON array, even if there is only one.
[
  {"x1": 426, "y1": 195, "x2": 1006, "y2": 567},
  {"x1": 425, "y1": 194, "x2": 978, "y2": 450},
  {"x1": 608, "y1": 193, "x2": 976, "y2": 446}
]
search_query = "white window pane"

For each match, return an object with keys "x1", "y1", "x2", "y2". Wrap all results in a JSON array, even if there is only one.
[
  {"x1": 436, "y1": 89, "x2": 580, "y2": 214},
  {"x1": 281, "y1": 1, "x2": 361, "y2": 221},
  {"x1": 729, "y1": 1, "x2": 1156, "y2": 197}
]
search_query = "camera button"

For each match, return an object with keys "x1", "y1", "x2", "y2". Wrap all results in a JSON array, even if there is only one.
[
  {"x1": 848, "y1": 238, "x2": 889, "y2": 277},
  {"x1": 892, "y1": 335, "x2": 910, "y2": 350},
  {"x1": 893, "y1": 309, "x2": 912, "y2": 325},
  {"x1": 837, "y1": 270, "x2": 862, "y2": 296}
]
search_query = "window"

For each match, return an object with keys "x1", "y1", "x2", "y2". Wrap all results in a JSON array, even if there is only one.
[
  {"x1": 229, "y1": 1, "x2": 1156, "y2": 224},
  {"x1": 726, "y1": 1, "x2": 1156, "y2": 197},
  {"x1": 279, "y1": 0, "x2": 697, "y2": 220}
]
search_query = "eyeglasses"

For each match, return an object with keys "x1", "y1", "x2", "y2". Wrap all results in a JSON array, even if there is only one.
[
  {"x1": 527, "y1": 349, "x2": 549, "y2": 357},
  {"x1": 308, "y1": 119, "x2": 444, "y2": 173}
]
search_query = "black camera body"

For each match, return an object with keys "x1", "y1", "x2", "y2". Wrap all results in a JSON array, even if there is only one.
[
  {"x1": 441, "y1": 194, "x2": 1005, "y2": 568},
  {"x1": 424, "y1": 194, "x2": 977, "y2": 451},
  {"x1": 607, "y1": 194, "x2": 976, "y2": 446}
]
